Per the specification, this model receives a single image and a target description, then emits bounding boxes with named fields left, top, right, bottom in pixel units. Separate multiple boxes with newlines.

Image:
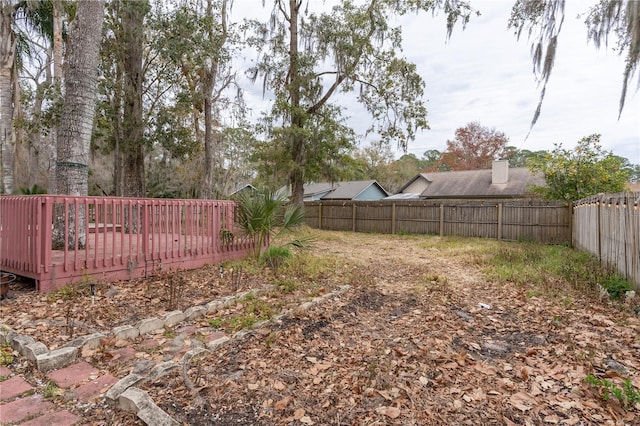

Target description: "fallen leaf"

left=247, top=383, right=259, bottom=390
left=384, top=407, right=401, bottom=419
left=274, top=397, right=291, bottom=411
left=377, top=390, right=392, bottom=401
left=509, top=392, right=536, bottom=412
left=293, top=408, right=305, bottom=420
left=273, top=380, right=286, bottom=390
left=300, top=416, right=314, bottom=424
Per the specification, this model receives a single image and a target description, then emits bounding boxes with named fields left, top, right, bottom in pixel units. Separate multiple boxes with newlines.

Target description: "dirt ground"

left=1, top=230, right=639, bottom=425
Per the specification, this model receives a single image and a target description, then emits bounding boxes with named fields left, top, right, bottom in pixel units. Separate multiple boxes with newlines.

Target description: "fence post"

left=628, top=193, right=638, bottom=288
left=318, top=202, right=322, bottom=230
left=439, top=204, right=444, bottom=236
left=497, top=203, right=503, bottom=240
left=597, top=197, right=602, bottom=261
left=142, top=200, right=149, bottom=262
left=391, top=203, right=396, bottom=234
left=352, top=202, right=357, bottom=232
left=40, top=196, right=53, bottom=274
left=568, top=202, right=573, bottom=248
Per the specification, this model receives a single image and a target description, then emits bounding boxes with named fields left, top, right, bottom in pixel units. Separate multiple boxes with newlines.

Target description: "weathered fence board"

left=305, top=199, right=571, bottom=244
left=573, top=192, right=639, bottom=290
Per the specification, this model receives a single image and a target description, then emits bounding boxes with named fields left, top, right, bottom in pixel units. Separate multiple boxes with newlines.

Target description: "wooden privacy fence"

left=0, top=196, right=254, bottom=292
left=304, top=199, right=571, bottom=244
left=573, top=192, right=639, bottom=291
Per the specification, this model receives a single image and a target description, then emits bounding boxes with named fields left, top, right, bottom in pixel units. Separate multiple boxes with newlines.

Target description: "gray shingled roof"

left=419, top=168, right=544, bottom=198
left=321, top=180, right=387, bottom=199
left=304, top=182, right=337, bottom=198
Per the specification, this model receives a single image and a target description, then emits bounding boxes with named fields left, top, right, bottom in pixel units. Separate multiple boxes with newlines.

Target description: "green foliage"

left=262, top=245, right=292, bottom=276
left=215, top=292, right=281, bottom=332
left=47, top=284, right=80, bottom=302
left=18, top=184, right=47, bottom=194
left=585, top=374, right=640, bottom=408
left=274, top=277, right=300, bottom=294
left=0, top=344, right=14, bottom=366
left=41, top=380, right=62, bottom=399
left=208, top=317, right=223, bottom=329
left=599, top=274, right=632, bottom=300
left=528, top=134, right=630, bottom=201
left=504, top=146, right=547, bottom=168
left=478, top=240, right=633, bottom=300
left=235, top=187, right=307, bottom=259
left=248, top=0, right=474, bottom=204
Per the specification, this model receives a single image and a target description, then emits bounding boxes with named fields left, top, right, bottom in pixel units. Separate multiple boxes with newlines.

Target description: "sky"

left=234, top=0, right=640, bottom=164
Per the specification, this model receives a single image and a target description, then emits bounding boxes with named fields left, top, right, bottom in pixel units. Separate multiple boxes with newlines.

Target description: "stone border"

left=0, top=284, right=351, bottom=425
left=0, top=288, right=260, bottom=372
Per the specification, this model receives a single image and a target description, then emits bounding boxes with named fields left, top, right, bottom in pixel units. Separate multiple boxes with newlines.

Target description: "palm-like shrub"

left=235, top=187, right=307, bottom=260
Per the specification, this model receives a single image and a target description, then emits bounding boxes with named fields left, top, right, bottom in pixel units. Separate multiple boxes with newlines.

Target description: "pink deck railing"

left=0, top=196, right=255, bottom=292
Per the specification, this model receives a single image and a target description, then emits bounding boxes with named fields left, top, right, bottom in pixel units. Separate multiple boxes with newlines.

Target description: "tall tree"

left=435, top=122, right=509, bottom=171
left=119, top=0, right=149, bottom=197
left=528, top=134, right=630, bottom=200
left=55, top=0, right=104, bottom=196
left=155, top=0, right=239, bottom=199
left=509, top=0, right=640, bottom=125
left=0, top=0, right=16, bottom=194
left=503, top=146, right=547, bottom=168
left=249, top=0, right=474, bottom=205
left=12, top=0, right=66, bottom=192
left=54, top=0, right=104, bottom=247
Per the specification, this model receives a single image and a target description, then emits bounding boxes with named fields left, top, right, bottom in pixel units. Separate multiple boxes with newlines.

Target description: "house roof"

left=397, top=173, right=429, bottom=193
left=278, top=180, right=388, bottom=200
left=419, top=167, right=544, bottom=198
left=321, top=180, right=388, bottom=200
left=304, top=182, right=337, bottom=198
left=228, top=184, right=256, bottom=196
left=386, top=192, right=421, bottom=200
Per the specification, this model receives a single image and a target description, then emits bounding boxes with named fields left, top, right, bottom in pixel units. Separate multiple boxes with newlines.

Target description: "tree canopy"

left=429, top=122, right=509, bottom=171
left=527, top=134, right=630, bottom=201
left=1, top=0, right=637, bottom=202
left=248, top=0, right=474, bottom=205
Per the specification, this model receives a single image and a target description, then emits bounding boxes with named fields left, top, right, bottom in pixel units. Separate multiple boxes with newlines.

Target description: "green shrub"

left=599, top=274, right=632, bottom=300
left=585, top=374, right=640, bottom=408
left=262, top=245, right=292, bottom=275
left=0, top=344, right=14, bottom=366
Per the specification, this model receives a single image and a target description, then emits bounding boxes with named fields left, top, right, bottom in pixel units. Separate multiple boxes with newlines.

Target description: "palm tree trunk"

left=0, top=1, right=16, bottom=194
left=54, top=0, right=105, bottom=248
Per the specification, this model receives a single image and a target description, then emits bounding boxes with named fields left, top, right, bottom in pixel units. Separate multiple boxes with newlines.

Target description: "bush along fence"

left=573, top=192, right=640, bottom=291
left=304, top=199, right=571, bottom=244
left=0, top=196, right=254, bottom=292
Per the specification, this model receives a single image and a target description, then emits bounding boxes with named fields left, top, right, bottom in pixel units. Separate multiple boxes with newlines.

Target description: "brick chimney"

left=492, top=160, right=509, bottom=184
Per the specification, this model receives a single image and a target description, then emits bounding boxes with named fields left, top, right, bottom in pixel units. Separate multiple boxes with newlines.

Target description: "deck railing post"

left=142, top=200, right=149, bottom=261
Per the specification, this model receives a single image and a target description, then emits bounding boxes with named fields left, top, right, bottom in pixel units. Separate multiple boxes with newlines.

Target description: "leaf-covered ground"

left=147, top=232, right=640, bottom=425
left=1, top=231, right=639, bottom=425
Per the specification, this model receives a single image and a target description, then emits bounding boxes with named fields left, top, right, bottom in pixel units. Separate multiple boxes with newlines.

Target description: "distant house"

left=318, top=180, right=389, bottom=201
left=228, top=184, right=257, bottom=198
left=280, top=180, right=389, bottom=201
left=398, top=160, right=544, bottom=199
left=302, top=182, right=337, bottom=201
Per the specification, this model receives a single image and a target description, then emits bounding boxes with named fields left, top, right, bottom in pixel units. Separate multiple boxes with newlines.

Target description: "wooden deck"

left=1, top=196, right=254, bottom=292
